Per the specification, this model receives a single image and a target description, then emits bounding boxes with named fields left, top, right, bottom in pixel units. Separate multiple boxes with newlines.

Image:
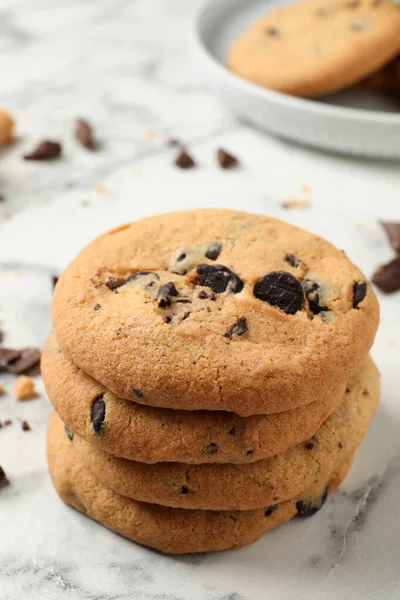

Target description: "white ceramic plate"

left=192, top=0, right=400, bottom=158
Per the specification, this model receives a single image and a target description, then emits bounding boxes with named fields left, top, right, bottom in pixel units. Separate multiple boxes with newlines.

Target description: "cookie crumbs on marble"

left=13, top=375, right=37, bottom=401
left=0, top=107, right=14, bottom=144
left=281, top=197, right=310, bottom=210
left=24, top=140, right=62, bottom=161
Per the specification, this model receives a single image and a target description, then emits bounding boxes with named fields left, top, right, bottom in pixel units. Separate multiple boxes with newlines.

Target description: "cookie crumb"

left=0, top=107, right=14, bottom=143
left=144, top=128, right=156, bottom=140
left=93, top=183, right=105, bottom=194
left=353, top=222, right=363, bottom=231
left=281, top=197, right=310, bottom=210
left=13, top=375, right=37, bottom=401
left=132, top=167, right=142, bottom=177
left=21, top=420, right=31, bottom=431
left=0, top=383, right=4, bottom=395
left=300, top=184, right=311, bottom=193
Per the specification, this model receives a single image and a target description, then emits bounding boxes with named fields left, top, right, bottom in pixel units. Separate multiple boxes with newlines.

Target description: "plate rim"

left=192, top=0, right=400, bottom=127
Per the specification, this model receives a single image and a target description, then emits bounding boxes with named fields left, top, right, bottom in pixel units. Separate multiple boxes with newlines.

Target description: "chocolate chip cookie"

left=43, top=330, right=350, bottom=464
left=47, top=412, right=353, bottom=554
left=52, top=209, right=379, bottom=416
left=65, top=356, right=378, bottom=510
left=227, top=0, right=400, bottom=97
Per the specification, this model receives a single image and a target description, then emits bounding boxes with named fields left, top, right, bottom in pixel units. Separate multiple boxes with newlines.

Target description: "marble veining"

left=1, top=0, right=400, bottom=599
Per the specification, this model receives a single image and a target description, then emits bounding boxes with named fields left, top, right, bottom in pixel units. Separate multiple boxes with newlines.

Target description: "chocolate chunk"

left=196, top=264, right=243, bottom=294
left=284, top=253, right=302, bottom=268
left=296, top=485, right=328, bottom=517
left=7, top=348, right=41, bottom=375
left=0, top=465, right=6, bottom=484
left=217, top=149, right=238, bottom=169
left=180, top=485, right=189, bottom=495
left=177, top=252, right=187, bottom=262
left=372, top=258, right=400, bottom=294
left=167, top=138, right=181, bottom=147
left=254, top=271, right=304, bottom=315
left=303, top=436, right=317, bottom=451
left=264, top=504, right=278, bottom=517
left=303, top=280, right=327, bottom=315
left=52, top=276, right=59, bottom=289
left=266, top=26, right=280, bottom=36
left=224, top=316, right=248, bottom=338
left=198, top=290, right=216, bottom=300
left=94, top=303, right=101, bottom=311
left=21, top=420, right=31, bottom=432
left=157, top=282, right=179, bottom=307
left=133, top=388, right=144, bottom=399
left=338, top=441, right=343, bottom=449
left=380, top=222, right=400, bottom=254
left=205, top=241, right=222, bottom=260
left=246, top=449, right=254, bottom=456
left=174, top=150, right=195, bottom=169
left=65, top=426, right=74, bottom=441
left=0, top=348, right=22, bottom=368
left=228, top=426, right=236, bottom=436
left=75, top=119, right=95, bottom=150
left=105, top=276, right=119, bottom=290
left=91, top=396, right=106, bottom=434
left=3, top=420, right=12, bottom=427
left=353, top=281, right=367, bottom=307
left=205, top=442, right=219, bottom=456
left=24, top=140, right=62, bottom=161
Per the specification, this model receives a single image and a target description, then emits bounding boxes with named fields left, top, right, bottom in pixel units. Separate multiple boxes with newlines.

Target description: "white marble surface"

left=1, top=1, right=400, bottom=599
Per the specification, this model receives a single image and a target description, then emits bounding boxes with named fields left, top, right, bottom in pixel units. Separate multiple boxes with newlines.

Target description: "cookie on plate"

left=67, top=355, right=378, bottom=510
left=227, top=0, right=400, bottom=97
left=47, top=412, right=354, bottom=554
left=52, top=209, right=379, bottom=416
left=42, top=330, right=348, bottom=464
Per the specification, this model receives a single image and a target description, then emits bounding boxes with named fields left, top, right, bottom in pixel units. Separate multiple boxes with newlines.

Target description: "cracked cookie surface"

left=52, top=209, right=379, bottom=415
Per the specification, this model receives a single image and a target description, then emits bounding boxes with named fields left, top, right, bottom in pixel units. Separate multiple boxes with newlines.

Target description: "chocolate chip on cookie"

left=265, top=26, right=280, bottom=36
left=133, top=389, right=144, bottom=399
left=264, top=504, right=279, bottom=517
left=303, top=436, right=318, bottom=451
left=296, top=485, right=328, bottom=517
left=180, top=485, right=189, bottom=495
left=205, top=241, right=222, bottom=260
left=91, top=396, right=106, bottom=434
left=65, top=426, right=74, bottom=441
left=196, top=264, right=244, bottom=294
left=156, top=282, right=179, bottom=307
left=224, top=317, right=248, bottom=338
left=303, top=280, right=327, bottom=315
left=284, top=253, right=302, bottom=268
left=205, top=442, right=219, bottom=456
left=353, top=281, right=367, bottom=307
left=254, top=271, right=304, bottom=315
left=94, top=303, right=101, bottom=311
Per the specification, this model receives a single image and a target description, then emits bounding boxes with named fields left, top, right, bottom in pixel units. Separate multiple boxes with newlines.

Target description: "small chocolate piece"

left=254, top=271, right=304, bottom=315
left=224, top=316, right=248, bottom=338
left=24, top=140, right=62, bottom=161
left=174, top=150, right=195, bottom=169
left=303, top=280, right=327, bottom=315
left=65, top=426, right=74, bottom=441
left=284, top=253, right=301, bottom=268
left=0, top=348, right=22, bottom=368
left=338, top=441, right=343, bottom=449
left=217, top=149, right=238, bottom=169
left=167, top=138, right=181, bottom=147
left=157, top=282, right=179, bottom=307
left=205, top=241, right=222, bottom=260
left=196, top=264, right=244, bottom=294
left=180, top=485, right=189, bottom=495
left=7, top=348, right=41, bottom=375
left=246, top=449, right=254, bottom=456
left=265, top=26, right=280, bottom=36
left=264, top=504, right=278, bottom=517
left=353, top=281, right=367, bottom=307
left=105, top=276, right=119, bottom=290
left=133, top=388, right=143, bottom=399
left=297, top=485, right=328, bottom=517
left=177, top=252, right=186, bottom=263
left=372, top=258, right=400, bottom=294
left=303, top=436, right=317, bottom=451
left=0, top=465, right=6, bottom=484
left=205, top=442, right=219, bottom=456
left=75, top=119, right=95, bottom=150
left=198, top=290, right=216, bottom=300
left=0, top=195, right=4, bottom=203
left=91, top=396, right=106, bottom=434
left=380, top=221, right=400, bottom=254
left=94, top=303, right=101, bottom=311
left=228, top=426, right=236, bottom=436
left=52, top=276, right=59, bottom=289
left=3, top=420, right=12, bottom=427
left=21, top=420, right=31, bottom=432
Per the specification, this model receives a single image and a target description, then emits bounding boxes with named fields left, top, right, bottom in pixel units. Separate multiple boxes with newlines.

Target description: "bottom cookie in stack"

left=47, top=411, right=353, bottom=554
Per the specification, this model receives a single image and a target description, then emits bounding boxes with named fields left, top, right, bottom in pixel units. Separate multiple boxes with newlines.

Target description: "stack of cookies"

left=43, top=209, right=380, bottom=554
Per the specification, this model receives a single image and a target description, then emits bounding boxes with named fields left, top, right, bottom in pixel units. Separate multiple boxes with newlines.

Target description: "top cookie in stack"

left=52, top=209, right=378, bottom=417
